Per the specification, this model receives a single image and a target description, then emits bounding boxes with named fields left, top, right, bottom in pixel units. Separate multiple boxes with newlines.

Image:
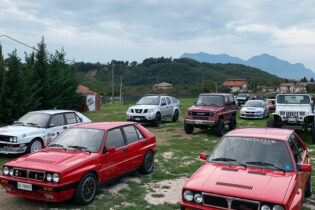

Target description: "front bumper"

left=0, top=143, right=27, bottom=154
left=126, top=112, right=156, bottom=122
left=185, top=119, right=216, bottom=126
left=0, top=176, right=77, bottom=202
left=240, top=113, right=264, bottom=119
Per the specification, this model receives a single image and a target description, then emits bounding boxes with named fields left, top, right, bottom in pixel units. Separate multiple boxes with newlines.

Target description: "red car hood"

left=184, top=163, right=293, bottom=204
left=188, top=105, right=223, bottom=113
left=5, top=149, right=98, bottom=172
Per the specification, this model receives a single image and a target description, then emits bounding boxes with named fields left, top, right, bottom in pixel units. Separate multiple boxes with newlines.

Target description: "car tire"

left=267, top=119, right=275, bottom=128
left=229, top=115, right=236, bottom=130
left=26, top=139, right=43, bottom=154
left=139, top=151, right=154, bottom=174
left=184, top=121, right=194, bottom=134
left=154, top=112, right=162, bottom=126
left=312, top=123, right=315, bottom=144
left=305, top=175, right=312, bottom=198
left=215, top=118, right=225, bottom=136
left=172, top=110, right=179, bottom=122
left=73, top=172, right=97, bottom=205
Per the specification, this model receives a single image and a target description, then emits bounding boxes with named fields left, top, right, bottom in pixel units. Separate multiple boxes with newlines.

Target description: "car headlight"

left=3, top=167, right=9, bottom=175
left=148, top=109, right=155, bottom=113
left=194, top=193, right=203, bottom=204
left=299, top=112, right=305, bottom=116
left=183, top=190, right=193, bottom=202
left=240, top=110, right=244, bottom=114
left=273, top=205, right=284, bottom=210
left=9, top=137, right=13, bottom=142
left=46, top=173, right=52, bottom=182
left=9, top=168, right=14, bottom=176
left=52, top=173, right=59, bottom=183
left=279, top=111, right=285, bottom=115
left=13, top=137, right=18, bottom=143
left=261, top=205, right=271, bottom=210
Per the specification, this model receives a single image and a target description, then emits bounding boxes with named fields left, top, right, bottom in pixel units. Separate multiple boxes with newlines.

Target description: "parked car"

left=181, top=127, right=312, bottom=210
left=266, top=98, right=276, bottom=110
left=240, top=100, right=269, bottom=119
left=0, top=110, right=91, bottom=154
left=236, top=93, right=250, bottom=105
left=126, top=95, right=181, bottom=126
left=0, top=121, right=156, bottom=204
left=184, top=93, right=237, bottom=136
left=267, top=94, right=315, bottom=143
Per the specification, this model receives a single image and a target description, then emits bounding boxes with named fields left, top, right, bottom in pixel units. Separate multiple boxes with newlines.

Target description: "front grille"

left=286, top=111, right=298, bottom=118
left=203, top=194, right=228, bottom=208
left=231, top=200, right=259, bottom=210
left=192, top=112, right=210, bottom=116
left=0, top=135, right=11, bottom=142
left=13, top=168, right=45, bottom=181
left=135, top=109, right=143, bottom=113
left=202, top=193, right=260, bottom=210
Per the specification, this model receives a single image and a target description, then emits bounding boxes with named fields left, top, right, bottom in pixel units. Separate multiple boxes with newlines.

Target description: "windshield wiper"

left=67, top=145, right=91, bottom=153
left=26, top=123, right=40, bottom=128
left=48, top=144, right=67, bottom=151
left=245, top=161, right=286, bottom=173
left=13, top=121, right=25, bottom=126
left=211, top=157, right=247, bottom=168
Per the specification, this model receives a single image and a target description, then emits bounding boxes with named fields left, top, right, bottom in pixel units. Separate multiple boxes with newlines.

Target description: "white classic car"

left=240, top=100, right=269, bottom=119
left=0, top=110, right=91, bottom=154
left=126, top=95, right=181, bottom=126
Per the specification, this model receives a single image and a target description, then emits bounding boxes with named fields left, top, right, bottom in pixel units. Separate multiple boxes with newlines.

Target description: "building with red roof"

left=279, top=83, right=294, bottom=93
left=77, top=85, right=100, bottom=112
left=222, top=78, right=248, bottom=93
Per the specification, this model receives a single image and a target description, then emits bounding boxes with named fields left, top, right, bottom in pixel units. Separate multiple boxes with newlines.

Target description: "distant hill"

left=75, top=57, right=281, bottom=86
left=181, top=52, right=315, bottom=80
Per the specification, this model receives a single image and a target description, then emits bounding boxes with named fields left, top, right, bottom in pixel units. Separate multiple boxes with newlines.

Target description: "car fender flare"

left=29, top=137, right=45, bottom=149
left=303, top=115, right=314, bottom=124
left=272, top=114, right=282, bottom=122
left=64, top=165, right=99, bottom=184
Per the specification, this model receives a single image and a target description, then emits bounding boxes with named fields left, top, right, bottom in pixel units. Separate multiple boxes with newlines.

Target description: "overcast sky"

left=1, top=0, right=315, bottom=70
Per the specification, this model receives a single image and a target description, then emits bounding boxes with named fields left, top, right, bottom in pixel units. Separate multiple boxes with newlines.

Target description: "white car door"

left=166, top=97, right=173, bottom=117
left=160, top=97, right=168, bottom=117
left=47, top=114, right=67, bottom=143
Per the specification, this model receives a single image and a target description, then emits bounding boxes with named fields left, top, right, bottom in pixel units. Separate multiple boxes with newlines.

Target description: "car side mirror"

left=200, top=153, right=209, bottom=160
left=161, top=102, right=167, bottom=106
left=106, top=146, right=116, bottom=153
left=298, top=164, right=312, bottom=172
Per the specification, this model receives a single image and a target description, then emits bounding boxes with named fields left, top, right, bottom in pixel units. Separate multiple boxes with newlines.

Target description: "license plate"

left=195, top=120, right=203, bottom=124
left=134, top=118, right=140, bottom=121
left=288, top=118, right=296, bottom=122
left=17, top=182, right=32, bottom=191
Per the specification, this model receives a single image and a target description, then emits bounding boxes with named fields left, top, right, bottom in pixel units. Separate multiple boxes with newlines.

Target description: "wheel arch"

left=30, top=137, right=45, bottom=149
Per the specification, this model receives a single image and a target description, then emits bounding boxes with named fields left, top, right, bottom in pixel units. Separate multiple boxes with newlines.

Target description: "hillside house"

left=294, top=83, right=307, bottom=93
left=279, top=83, right=294, bottom=93
left=222, top=79, right=248, bottom=93
left=153, top=82, right=173, bottom=90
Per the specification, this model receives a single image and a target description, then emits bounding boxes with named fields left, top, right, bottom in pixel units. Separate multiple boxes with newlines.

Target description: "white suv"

left=0, top=110, right=91, bottom=154
left=126, top=95, right=181, bottom=126
left=267, top=94, right=315, bottom=143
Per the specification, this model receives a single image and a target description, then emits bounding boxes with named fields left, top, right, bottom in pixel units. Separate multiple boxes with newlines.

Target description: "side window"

left=228, top=96, right=235, bottom=105
left=166, top=97, right=172, bottom=105
left=106, top=128, right=125, bottom=148
left=65, top=113, right=78, bottom=124
left=50, top=114, right=65, bottom=127
left=225, top=97, right=229, bottom=105
left=136, top=127, right=145, bottom=140
left=75, top=114, right=82, bottom=122
left=288, top=137, right=302, bottom=163
left=123, top=125, right=139, bottom=144
left=292, top=134, right=305, bottom=156
left=161, top=98, right=167, bottom=106
left=171, top=97, right=179, bottom=104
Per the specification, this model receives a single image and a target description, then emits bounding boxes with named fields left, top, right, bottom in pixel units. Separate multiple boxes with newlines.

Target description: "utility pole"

left=111, top=61, right=115, bottom=103
left=215, top=82, right=217, bottom=93
left=120, top=76, right=122, bottom=102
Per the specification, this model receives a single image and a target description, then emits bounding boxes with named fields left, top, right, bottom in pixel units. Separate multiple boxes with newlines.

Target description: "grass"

left=0, top=98, right=314, bottom=209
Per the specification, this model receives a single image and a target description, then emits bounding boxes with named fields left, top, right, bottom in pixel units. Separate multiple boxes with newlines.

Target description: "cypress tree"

left=0, top=45, right=6, bottom=122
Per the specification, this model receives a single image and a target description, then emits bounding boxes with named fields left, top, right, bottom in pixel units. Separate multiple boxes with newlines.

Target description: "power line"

left=0, top=34, right=73, bottom=63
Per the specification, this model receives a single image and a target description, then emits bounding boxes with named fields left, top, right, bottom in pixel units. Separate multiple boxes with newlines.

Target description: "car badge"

left=15, top=169, right=18, bottom=177
left=35, top=174, right=38, bottom=179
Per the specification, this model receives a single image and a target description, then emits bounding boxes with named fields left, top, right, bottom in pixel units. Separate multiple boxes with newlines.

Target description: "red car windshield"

left=196, top=95, right=223, bottom=106
left=209, top=136, right=294, bottom=172
left=49, top=128, right=105, bottom=153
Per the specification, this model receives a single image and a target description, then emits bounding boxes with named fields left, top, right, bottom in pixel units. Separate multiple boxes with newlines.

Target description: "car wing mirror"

left=106, top=146, right=116, bottom=153
left=161, top=103, right=167, bottom=106
left=298, top=164, right=312, bottom=172
left=200, top=153, right=209, bottom=160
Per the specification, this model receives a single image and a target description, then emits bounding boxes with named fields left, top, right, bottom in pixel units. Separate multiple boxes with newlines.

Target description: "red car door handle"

left=143, top=141, right=147, bottom=145
left=123, top=148, right=128, bottom=152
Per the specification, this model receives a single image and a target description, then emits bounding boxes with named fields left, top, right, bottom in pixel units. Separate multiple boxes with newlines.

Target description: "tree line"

left=0, top=38, right=80, bottom=123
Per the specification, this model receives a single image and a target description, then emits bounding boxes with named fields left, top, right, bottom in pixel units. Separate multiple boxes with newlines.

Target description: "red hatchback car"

left=0, top=122, right=156, bottom=205
left=181, top=127, right=312, bottom=210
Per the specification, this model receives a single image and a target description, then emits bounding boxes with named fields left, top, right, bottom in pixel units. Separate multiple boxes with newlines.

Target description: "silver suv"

left=267, top=94, right=315, bottom=143
left=126, top=95, right=181, bottom=126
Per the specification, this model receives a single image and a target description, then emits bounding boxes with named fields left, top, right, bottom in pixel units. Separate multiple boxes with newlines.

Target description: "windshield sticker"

left=227, top=136, right=276, bottom=144
left=284, top=162, right=291, bottom=170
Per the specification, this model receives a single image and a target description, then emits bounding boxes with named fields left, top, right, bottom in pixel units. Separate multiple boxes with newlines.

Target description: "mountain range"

left=181, top=52, right=315, bottom=80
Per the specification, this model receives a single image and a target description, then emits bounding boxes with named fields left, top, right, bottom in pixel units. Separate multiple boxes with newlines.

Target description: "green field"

left=0, top=98, right=314, bottom=209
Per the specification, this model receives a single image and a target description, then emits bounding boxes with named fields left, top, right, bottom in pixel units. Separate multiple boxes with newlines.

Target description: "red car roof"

left=73, top=121, right=136, bottom=130
left=199, top=93, right=232, bottom=96
left=225, top=127, right=293, bottom=141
